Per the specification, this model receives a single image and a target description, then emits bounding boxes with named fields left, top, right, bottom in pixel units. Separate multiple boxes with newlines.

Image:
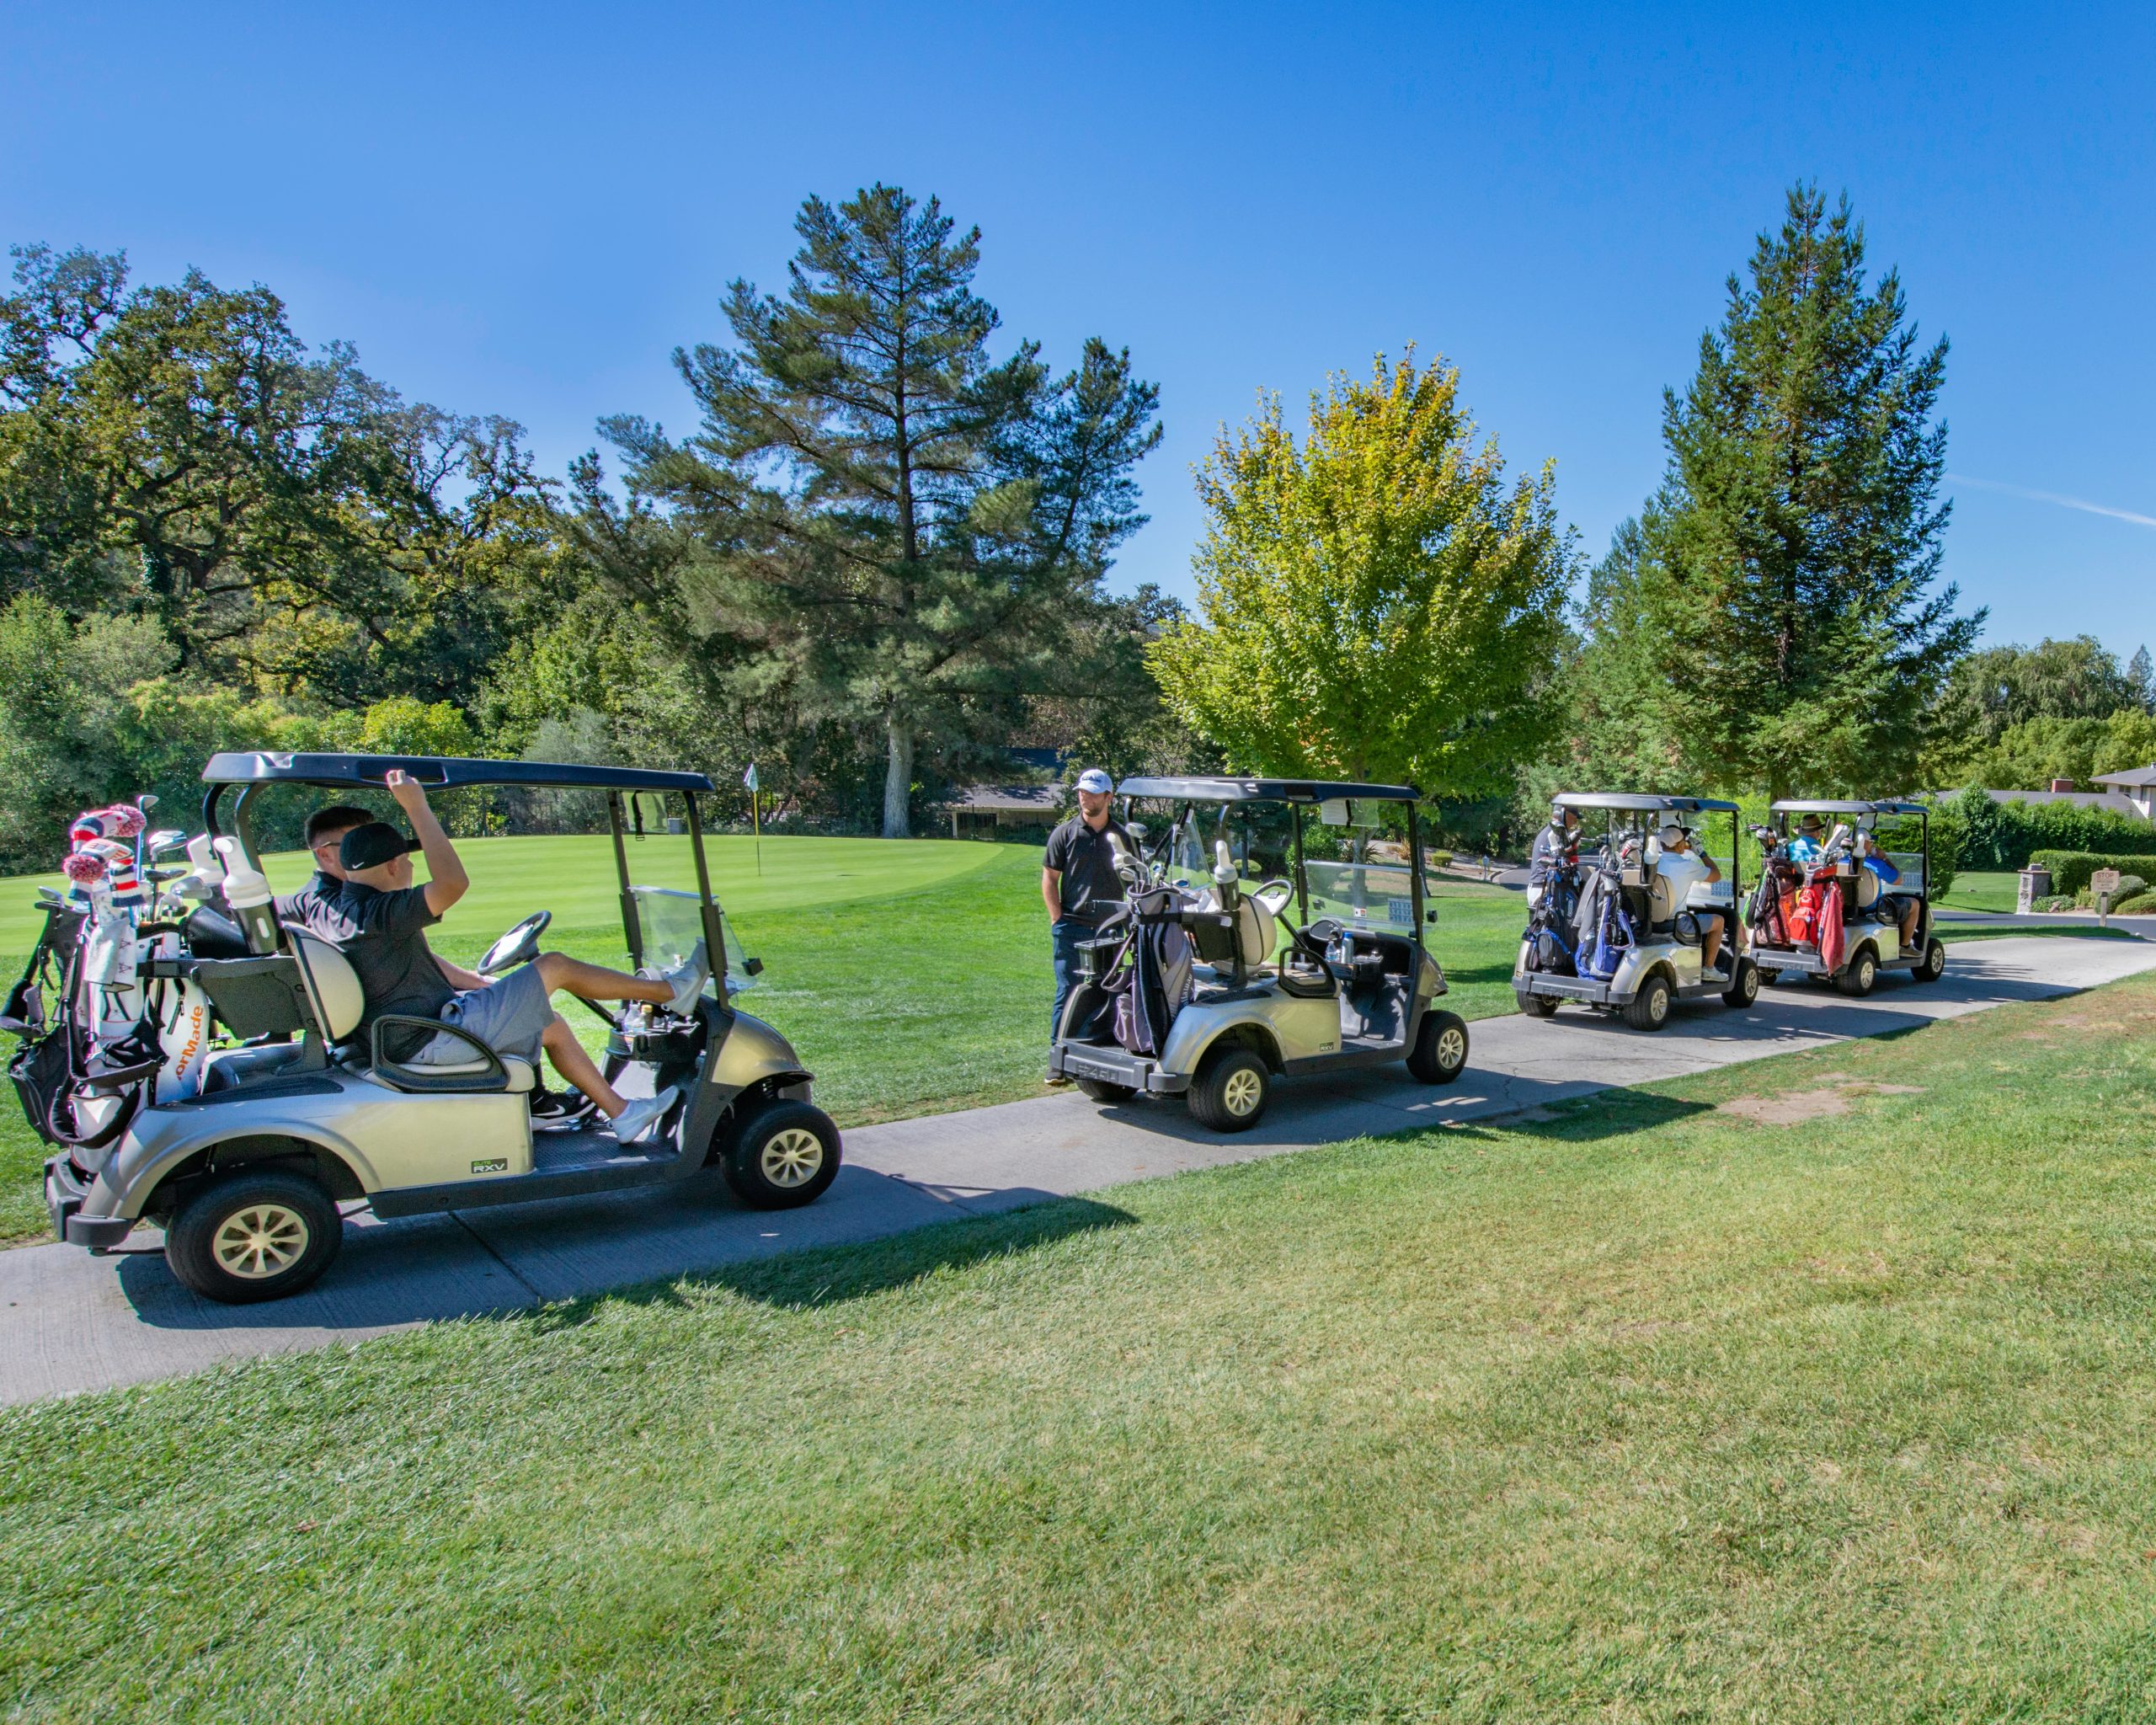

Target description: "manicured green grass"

left=6, top=976, right=2156, bottom=1720
left=1939, top=868, right=2021, bottom=913
left=0, top=838, right=1527, bottom=1243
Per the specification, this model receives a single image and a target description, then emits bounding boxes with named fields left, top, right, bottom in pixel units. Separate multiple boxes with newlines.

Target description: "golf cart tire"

left=722, top=1098, right=842, bottom=1210
left=1623, top=972, right=1673, bottom=1032
left=1188, top=1044, right=1269, bottom=1134
left=1075, top=1077, right=1137, bottom=1103
left=1919, top=937, right=1947, bottom=982
left=1722, top=957, right=1761, bottom=1010
left=165, top=1167, right=344, bottom=1305
left=1516, top=991, right=1561, bottom=1018
left=1406, top=1010, right=1470, bottom=1084
left=1838, top=949, right=1878, bottom=997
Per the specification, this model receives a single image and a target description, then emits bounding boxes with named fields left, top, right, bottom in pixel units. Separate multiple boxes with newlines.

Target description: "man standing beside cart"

left=1041, top=768, right=1131, bottom=1082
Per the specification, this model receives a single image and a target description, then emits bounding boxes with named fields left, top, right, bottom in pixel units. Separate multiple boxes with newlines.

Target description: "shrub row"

left=1940, top=789, right=2156, bottom=870
left=2028, top=851, right=2156, bottom=896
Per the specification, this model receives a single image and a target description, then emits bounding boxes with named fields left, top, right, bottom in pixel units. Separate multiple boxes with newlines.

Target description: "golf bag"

left=1573, top=860, right=1639, bottom=982
left=1112, top=896, right=1198, bottom=1056
left=1523, top=868, right=1582, bottom=975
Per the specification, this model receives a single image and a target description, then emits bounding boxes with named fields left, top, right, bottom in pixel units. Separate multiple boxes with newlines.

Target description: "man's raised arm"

left=385, top=770, right=469, bottom=916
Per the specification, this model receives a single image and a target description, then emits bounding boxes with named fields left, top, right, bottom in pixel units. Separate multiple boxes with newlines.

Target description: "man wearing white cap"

left=1654, top=823, right=1728, bottom=975
left=1041, top=767, right=1131, bottom=1081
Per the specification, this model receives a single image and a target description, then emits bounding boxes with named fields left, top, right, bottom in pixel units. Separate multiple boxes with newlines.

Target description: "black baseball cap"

left=339, top=821, right=422, bottom=872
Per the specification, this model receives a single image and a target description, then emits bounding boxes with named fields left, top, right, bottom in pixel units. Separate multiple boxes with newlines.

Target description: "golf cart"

left=1513, top=793, right=1761, bottom=1030
left=1746, top=798, right=1946, bottom=994
left=1045, top=777, right=1469, bottom=1132
left=25, top=752, right=840, bottom=1303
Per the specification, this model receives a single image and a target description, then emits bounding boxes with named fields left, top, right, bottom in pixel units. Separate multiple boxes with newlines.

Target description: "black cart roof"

left=1770, top=798, right=1927, bottom=816
left=202, top=751, right=716, bottom=794
left=1117, top=776, right=1420, bottom=804
left=1553, top=793, right=1740, bottom=814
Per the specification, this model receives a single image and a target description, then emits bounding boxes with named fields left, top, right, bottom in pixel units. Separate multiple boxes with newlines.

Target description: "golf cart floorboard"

left=532, top=1129, right=675, bottom=1176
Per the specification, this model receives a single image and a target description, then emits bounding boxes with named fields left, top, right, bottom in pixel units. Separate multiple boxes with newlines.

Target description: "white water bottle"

left=214, top=838, right=280, bottom=955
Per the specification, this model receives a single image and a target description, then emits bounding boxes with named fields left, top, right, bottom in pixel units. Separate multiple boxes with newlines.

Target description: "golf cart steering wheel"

left=478, top=910, right=552, bottom=977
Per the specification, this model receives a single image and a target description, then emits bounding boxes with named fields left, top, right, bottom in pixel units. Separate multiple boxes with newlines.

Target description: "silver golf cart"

left=1046, top=777, right=1470, bottom=1132
left=1746, top=798, right=1946, bottom=993
left=36, top=751, right=840, bottom=1302
left=1513, top=793, right=1761, bottom=1030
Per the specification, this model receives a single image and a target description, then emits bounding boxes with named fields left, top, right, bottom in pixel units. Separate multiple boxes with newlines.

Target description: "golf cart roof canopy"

left=1553, top=793, right=1740, bottom=814
left=1771, top=798, right=1927, bottom=816
left=202, top=751, right=717, bottom=794
left=1117, top=776, right=1420, bottom=804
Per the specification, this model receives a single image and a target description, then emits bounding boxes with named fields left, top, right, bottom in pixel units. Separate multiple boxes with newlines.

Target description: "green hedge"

left=2028, top=851, right=2156, bottom=896
left=2116, top=890, right=2156, bottom=916
left=1941, top=789, right=2156, bottom=870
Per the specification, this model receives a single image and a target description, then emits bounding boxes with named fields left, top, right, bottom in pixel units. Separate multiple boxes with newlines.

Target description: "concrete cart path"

left=5, top=934, right=2153, bottom=1407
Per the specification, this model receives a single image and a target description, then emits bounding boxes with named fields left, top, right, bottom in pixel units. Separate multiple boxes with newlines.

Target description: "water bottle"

left=213, top=838, right=280, bottom=955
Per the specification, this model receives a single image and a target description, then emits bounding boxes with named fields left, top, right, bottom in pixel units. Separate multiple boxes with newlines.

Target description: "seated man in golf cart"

left=304, top=772, right=707, bottom=1144
left=1652, top=821, right=1729, bottom=975
left=1855, top=830, right=1923, bottom=956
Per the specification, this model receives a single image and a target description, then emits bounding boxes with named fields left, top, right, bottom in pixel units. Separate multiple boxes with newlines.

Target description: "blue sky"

left=4, top=2, right=2152, bottom=661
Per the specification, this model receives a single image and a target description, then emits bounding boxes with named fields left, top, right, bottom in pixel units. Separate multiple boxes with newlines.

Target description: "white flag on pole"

left=743, top=762, right=759, bottom=793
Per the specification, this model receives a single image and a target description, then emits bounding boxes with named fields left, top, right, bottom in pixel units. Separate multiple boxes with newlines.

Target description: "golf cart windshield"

left=632, top=887, right=755, bottom=991
left=1129, top=793, right=1436, bottom=940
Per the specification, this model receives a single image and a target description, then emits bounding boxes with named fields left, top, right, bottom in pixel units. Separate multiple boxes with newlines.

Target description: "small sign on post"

left=2092, top=868, right=2122, bottom=927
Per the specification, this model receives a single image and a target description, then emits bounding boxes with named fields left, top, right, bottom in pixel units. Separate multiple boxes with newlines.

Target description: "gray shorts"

left=415, top=963, right=553, bottom=1065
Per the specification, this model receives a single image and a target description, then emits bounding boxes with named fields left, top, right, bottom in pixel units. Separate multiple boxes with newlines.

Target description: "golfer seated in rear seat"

left=306, top=771, right=707, bottom=1145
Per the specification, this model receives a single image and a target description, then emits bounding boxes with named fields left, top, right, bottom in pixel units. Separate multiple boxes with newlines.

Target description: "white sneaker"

left=611, top=1087, right=680, bottom=1147
left=662, top=943, right=710, bottom=1015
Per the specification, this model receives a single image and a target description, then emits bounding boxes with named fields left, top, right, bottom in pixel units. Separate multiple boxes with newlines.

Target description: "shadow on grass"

left=109, top=1181, right=1137, bottom=1336
left=565, top=1194, right=1139, bottom=1320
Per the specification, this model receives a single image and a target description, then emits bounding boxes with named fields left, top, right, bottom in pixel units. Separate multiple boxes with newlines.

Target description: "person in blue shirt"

left=1858, top=831, right=1921, bottom=955
left=1785, top=813, right=1828, bottom=866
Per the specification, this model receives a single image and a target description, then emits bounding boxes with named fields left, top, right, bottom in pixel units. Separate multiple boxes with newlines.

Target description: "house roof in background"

left=2093, top=764, right=2156, bottom=789
left=947, top=785, right=1065, bottom=814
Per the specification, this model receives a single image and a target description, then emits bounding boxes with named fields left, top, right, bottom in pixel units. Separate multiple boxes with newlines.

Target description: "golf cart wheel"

left=1406, top=1010, right=1470, bottom=1084
left=1075, top=1077, right=1136, bottom=1103
left=1755, top=966, right=1780, bottom=985
left=1188, top=1044, right=1269, bottom=1134
left=1623, top=972, right=1673, bottom=1032
left=1516, top=991, right=1561, bottom=1018
left=1838, top=949, right=1878, bottom=997
left=1919, top=937, right=1947, bottom=982
left=166, top=1168, right=343, bottom=1305
left=1722, top=956, right=1761, bottom=1010
left=721, top=1099, right=841, bottom=1210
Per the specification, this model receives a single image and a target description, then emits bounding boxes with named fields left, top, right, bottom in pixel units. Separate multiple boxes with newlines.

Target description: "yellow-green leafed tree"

left=1149, top=351, right=1573, bottom=795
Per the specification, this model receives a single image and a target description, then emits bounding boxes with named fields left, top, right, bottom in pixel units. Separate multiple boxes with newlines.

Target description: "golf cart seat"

left=279, top=922, right=534, bottom=1092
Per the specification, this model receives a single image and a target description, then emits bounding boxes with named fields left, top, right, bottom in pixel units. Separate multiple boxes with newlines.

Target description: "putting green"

left=0, top=834, right=1006, bottom=960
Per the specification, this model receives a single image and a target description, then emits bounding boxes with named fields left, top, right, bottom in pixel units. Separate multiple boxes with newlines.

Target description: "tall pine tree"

left=581, top=185, right=1160, bottom=836
left=1582, top=186, right=1981, bottom=799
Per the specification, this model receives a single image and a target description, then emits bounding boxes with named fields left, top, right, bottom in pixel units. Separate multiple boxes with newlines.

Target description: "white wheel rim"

left=1437, top=1028, right=1465, bottom=1070
left=1650, top=988, right=1668, bottom=1023
left=211, top=1204, right=308, bottom=1279
left=1223, top=1068, right=1263, bottom=1116
left=760, top=1127, right=824, bottom=1188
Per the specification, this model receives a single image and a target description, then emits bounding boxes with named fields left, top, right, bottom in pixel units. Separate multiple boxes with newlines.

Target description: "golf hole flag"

left=743, top=762, right=758, bottom=793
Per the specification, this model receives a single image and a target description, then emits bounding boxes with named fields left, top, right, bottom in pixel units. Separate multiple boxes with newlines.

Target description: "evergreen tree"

left=1581, top=187, right=1981, bottom=798
left=2131, top=644, right=2155, bottom=716
left=584, top=185, right=1161, bottom=836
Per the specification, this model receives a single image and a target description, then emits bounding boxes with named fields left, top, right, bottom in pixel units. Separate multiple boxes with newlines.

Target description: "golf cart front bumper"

left=45, top=1156, right=135, bottom=1250
left=1049, top=1043, right=1191, bottom=1095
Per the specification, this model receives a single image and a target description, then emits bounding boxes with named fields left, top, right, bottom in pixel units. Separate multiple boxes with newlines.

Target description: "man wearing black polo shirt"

left=1041, top=767, right=1130, bottom=1081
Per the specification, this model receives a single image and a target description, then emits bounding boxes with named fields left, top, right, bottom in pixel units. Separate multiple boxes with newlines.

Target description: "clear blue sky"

left=5, top=3, right=2152, bottom=661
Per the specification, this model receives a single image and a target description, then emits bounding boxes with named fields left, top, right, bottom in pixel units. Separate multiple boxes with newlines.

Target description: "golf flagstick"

left=744, top=761, right=760, bottom=875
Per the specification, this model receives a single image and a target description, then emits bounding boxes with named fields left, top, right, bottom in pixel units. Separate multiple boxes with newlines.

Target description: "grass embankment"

left=1939, top=868, right=2021, bottom=914
left=0, top=836, right=1527, bottom=1245
left=5, top=975, right=2156, bottom=1719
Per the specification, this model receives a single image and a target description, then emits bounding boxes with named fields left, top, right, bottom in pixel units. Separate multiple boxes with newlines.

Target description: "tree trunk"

left=882, top=712, right=914, bottom=840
